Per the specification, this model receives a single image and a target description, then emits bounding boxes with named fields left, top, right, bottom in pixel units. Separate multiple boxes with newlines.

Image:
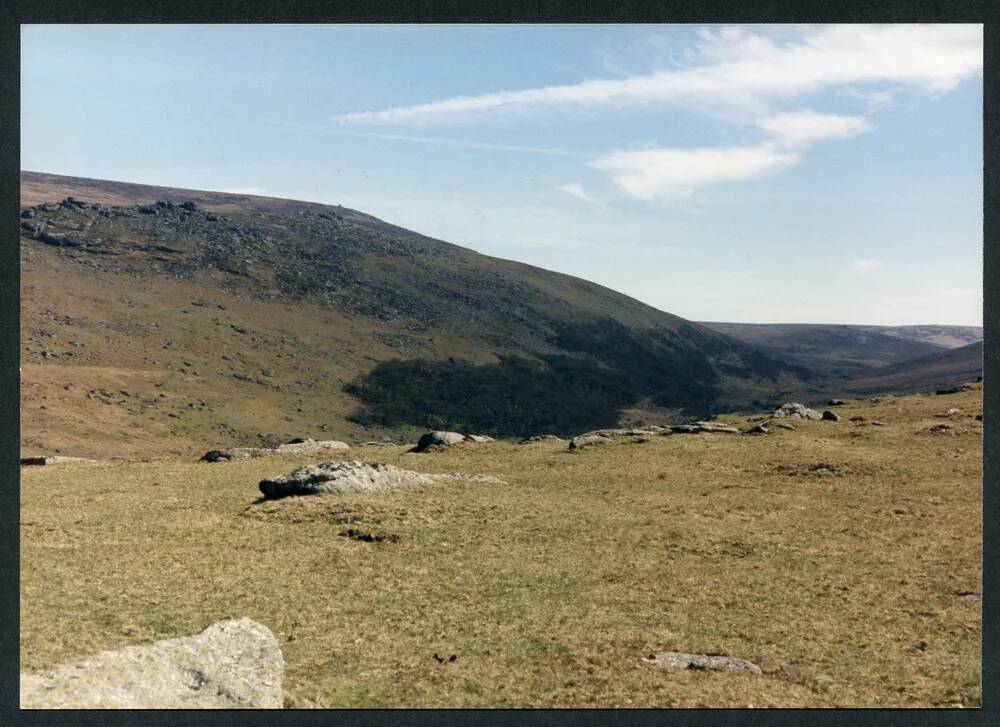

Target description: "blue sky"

left=21, top=24, right=983, bottom=325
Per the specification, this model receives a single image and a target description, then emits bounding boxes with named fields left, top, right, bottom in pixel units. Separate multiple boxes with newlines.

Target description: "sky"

left=20, top=24, right=983, bottom=326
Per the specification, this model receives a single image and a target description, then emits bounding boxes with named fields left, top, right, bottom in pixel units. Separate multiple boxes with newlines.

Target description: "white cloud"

left=851, top=259, right=882, bottom=272
left=757, top=110, right=874, bottom=147
left=557, top=182, right=598, bottom=203
left=589, top=144, right=799, bottom=200
left=335, top=25, right=981, bottom=126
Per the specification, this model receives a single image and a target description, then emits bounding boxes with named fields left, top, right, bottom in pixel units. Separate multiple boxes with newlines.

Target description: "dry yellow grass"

left=20, top=389, right=982, bottom=707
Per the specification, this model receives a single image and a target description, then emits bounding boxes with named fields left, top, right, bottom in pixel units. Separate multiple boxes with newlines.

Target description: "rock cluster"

left=20, top=618, right=284, bottom=709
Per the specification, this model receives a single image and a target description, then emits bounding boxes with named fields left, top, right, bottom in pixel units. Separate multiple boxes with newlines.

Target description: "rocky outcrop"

left=642, top=650, right=762, bottom=675
left=273, top=439, right=350, bottom=454
left=20, top=618, right=283, bottom=709
left=259, top=460, right=504, bottom=499
left=771, top=402, right=822, bottom=420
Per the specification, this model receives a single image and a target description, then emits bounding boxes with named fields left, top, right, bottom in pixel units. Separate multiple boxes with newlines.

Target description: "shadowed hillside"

left=20, top=172, right=811, bottom=455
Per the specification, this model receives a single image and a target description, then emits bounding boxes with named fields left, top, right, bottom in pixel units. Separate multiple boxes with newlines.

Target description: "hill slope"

left=697, top=322, right=947, bottom=377
left=853, top=324, right=983, bottom=350
left=835, top=340, right=983, bottom=396
left=20, top=172, right=810, bottom=457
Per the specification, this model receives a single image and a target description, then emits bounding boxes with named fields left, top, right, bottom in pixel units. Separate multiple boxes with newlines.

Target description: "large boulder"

left=258, top=460, right=503, bottom=498
left=20, top=618, right=283, bottom=709
left=410, top=431, right=467, bottom=452
left=821, top=410, right=841, bottom=422
left=771, top=402, right=822, bottom=420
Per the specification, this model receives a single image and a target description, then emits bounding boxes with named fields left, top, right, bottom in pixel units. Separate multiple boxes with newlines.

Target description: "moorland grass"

left=20, top=389, right=982, bottom=707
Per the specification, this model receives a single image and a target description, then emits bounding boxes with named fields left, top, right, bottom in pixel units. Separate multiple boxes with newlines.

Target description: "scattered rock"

left=849, top=416, right=866, bottom=422
left=827, top=399, right=845, bottom=406
left=569, top=434, right=612, bottom=450
left=642, top=651, right=762, bottom=675
left=466, top=434, right=495, bottom=443
left=935, top=408, right=964, bottom=419
left=19, top=618, right=283, bottom=709
left=743, top=424, right=770, bottom=435
left=771, top=402, right=822, bottom=420
left=21, top=208, right=36, bottom=219
left=871, top=421, right=885, bottom=427
left=20, top=456, right=98, bottom=466
left=821, top=410, right=841, bottom=422
left=519, top=435, right=564, bottom=444
left=922, top=423, right=955, bottom=435
left=936, top=386, right=964, bottom=395
left=953, top=591, right=982, bottom=603
left=670, top=425, right=702, bottom=434
left=411, top=431, right=468, bottom=452
left=338, top=528, right=398, bottom=543
left=769, top=420, right=796, bottom=431
left=693, top=422, right=741, bottom=433
left=975, top=414, right=983, bottom=422
left=259, top=460, right=503, bottom=499
left=200, top=447, right=273, bottom=462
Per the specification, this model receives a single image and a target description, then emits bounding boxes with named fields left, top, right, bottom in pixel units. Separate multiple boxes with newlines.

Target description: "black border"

left=3, top=2, right=995, bottom=726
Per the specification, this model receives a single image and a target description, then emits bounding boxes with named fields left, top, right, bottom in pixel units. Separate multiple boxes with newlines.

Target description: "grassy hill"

left=20, top=172, right=810, bottom=458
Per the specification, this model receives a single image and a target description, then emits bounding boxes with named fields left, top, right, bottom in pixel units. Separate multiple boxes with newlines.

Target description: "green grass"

left=20, top=389, right=982, bottom=707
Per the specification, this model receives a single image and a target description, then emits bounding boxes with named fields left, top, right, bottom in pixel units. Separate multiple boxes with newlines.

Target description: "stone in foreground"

left=642, top=650, right=762, bottom=675
left=821, top=410, right=841, bottom=421
left=258, top=460, right=504, bottom=499
left=771, top=402, right=823, bottom=420
left=20, top=618, right=283, bottom=709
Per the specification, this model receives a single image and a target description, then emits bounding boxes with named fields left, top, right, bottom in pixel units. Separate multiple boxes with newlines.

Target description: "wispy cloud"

left=278, top=120, right=577, bottom=156
left=557, top=182, right=598, bottom=203
left=335, top=25, right=981, bottom=126
left=851, top=259, right=882, bottom=273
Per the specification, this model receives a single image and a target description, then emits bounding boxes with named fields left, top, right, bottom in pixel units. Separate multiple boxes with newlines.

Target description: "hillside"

left=20, top=172, right=811, bottom=458
left=853, top=324, right=983, bottom=350
left=836, top=340, right=983, bottom=396
left=697, top=322, right=947, bottom=377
